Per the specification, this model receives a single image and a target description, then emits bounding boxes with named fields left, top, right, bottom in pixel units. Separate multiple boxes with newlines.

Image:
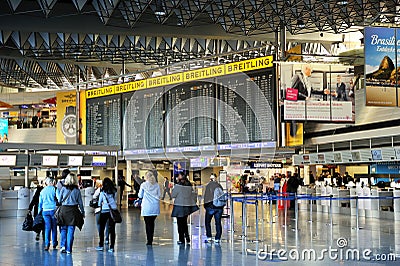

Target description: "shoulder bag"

left=104, top=193, right=122, bottom=223
left=32, top=210, right=44, bottom=233
left=54, top=189, right=73, bottom=223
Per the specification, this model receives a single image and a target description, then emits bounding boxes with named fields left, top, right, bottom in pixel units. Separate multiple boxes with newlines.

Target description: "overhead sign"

left=250, top=162, right=283, bottom=168
left=86, top=55, right=274, bottom=99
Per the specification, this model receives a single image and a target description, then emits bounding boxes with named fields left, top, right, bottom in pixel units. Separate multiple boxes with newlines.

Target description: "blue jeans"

left=43, top=210, right=58, bottom=247
left=205, top=207, right=223, bottom=240
left=60, top=225, right=76, bottom=252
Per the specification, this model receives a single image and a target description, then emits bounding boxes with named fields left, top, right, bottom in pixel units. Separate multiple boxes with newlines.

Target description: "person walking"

left=38, top=178, right=58, bottom=250
left=203, top=174, right=225, bottom=243
left=92, top=181, right=109, bottom=245
left=171, top=173, right=199, bottom=245
left=118, top=175, right=132, bottom=207
left=29, top=182, right=44, bottom=241
left=161, top=177, right=172, bottom=200
left=138, top=171, right=161, bottom=246
left=57, top=173, right=85, bottom=254
left=96, top=177, right=118, bottom=253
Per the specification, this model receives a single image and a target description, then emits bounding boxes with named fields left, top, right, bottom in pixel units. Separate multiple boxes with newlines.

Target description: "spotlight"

left=154, top=0, right=166, bottom=16
left=297, top=20, right=305, bottom=28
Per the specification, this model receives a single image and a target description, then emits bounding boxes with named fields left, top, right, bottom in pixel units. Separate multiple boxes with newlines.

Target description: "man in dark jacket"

left=29, top=183, right=43, bottom=240
left=286, top=173, right=300, bottom=210
left=203, top=174, right=224, bottom=243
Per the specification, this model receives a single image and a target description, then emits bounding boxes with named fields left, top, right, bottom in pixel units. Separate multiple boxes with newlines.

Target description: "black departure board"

left=122, top=88, right=164, bottom=149
left=86, top=95, right=121, bottom=146
left=217, top=69, right=275, bottom=143
left=165, top=82, right=215, bottom=147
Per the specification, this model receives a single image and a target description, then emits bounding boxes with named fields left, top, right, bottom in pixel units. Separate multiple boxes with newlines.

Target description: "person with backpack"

left=203, top=173, right=227, bottom=244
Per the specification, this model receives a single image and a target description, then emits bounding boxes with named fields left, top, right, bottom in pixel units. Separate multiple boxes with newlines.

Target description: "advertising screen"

left=42, top=155, right=58, bottom=166
left=0, top=155, right=16, bottom=166
left=68, top=155, right=83, bottom=166
left=92, top=156, right=106, bottom=166
left=280, top=63, right=354, bottom=122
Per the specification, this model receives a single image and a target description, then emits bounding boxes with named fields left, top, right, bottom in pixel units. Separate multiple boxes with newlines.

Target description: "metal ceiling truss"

left=0, top=29, right=266, bottom=89
left=0, top=0, right=399, bottom=90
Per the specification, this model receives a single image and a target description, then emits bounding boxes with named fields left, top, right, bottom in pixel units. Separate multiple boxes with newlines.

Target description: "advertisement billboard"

left=364, top=27, right=400, bottom=107
left=280, top=63, right=354, bottom=122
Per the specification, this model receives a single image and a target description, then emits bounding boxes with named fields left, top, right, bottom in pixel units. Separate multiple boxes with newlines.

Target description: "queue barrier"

left=229, top=193, right=400, bottom=253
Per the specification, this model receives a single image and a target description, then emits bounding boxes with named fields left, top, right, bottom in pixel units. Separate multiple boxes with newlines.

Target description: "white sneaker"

left=214, top=239, right=220, bottom=244
left=95, top=246, right=104, bottom=251
left=108, top=248, right=114, bottom=253
left=205, top=238, right=212, bottom=243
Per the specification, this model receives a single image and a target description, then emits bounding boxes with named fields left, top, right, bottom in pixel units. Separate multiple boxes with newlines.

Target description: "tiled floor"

left=1, top=200, right=400, bottom=265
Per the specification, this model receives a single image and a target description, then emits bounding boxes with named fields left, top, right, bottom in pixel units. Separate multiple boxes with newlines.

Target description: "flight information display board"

left=217, top=69, right=275, bottom=143
left=86, top=95, right=121, bottom=146
left=122, top=87, right=164, bottom=150
left=165, top=82, right=215, bottom=147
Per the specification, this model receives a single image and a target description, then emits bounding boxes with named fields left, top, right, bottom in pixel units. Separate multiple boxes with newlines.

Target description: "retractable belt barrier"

left=229, top=193, right=400, bottom=255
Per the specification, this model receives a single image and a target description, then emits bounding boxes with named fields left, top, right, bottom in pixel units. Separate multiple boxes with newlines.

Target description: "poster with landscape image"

left=364, top=27, right=400, bottom=107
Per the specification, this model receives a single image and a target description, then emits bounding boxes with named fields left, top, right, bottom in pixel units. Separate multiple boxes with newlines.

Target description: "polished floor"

left=1, top=200, right=400, bottom=265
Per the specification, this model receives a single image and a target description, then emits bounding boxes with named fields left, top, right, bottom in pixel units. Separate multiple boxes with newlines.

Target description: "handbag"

left=32, top=211, right=44, bottom=233
left=89, top=198, right=98, bottom=208
left=104, top=193, right=122, bottom=223
left=110, top=209, right=122, bottom=223
left=22, top=211, right=33, bottom=231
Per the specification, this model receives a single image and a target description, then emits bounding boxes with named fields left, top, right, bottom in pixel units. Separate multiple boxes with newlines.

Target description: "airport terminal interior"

left=1, top=0, right=400, bottom=265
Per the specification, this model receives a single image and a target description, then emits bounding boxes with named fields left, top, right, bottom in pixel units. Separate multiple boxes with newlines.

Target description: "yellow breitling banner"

left=86, top=55, right=273, bottom=99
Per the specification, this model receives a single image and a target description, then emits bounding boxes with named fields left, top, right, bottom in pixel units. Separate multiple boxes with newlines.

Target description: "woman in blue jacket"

left=38, top=178, right=58, bottom=250
left=138, top=171, right=161, bottom=246
left=96, top=177, right=117, bottom=253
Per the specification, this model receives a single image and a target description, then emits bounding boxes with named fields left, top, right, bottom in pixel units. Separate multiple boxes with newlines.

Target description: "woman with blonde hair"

left=57, top=173, right=85, bottom=254
left=138, top=171, right=161, bottom=245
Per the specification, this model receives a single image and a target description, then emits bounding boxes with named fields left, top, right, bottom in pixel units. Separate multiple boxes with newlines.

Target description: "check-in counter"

left=0, top=190, right=18, bottom=217
left=322, top=186, right=332, bottom=213
left=378, top=190, right=394, bottom=220
left=298, top=186, right=308, bottom=210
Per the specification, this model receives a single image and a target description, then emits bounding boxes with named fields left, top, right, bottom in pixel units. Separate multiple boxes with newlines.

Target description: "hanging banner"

left=280, top=63, right=354, bottom=122
left=364, top=27, right=400, bottom=107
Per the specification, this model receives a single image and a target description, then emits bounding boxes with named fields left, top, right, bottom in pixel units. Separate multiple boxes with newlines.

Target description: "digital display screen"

left=42, top=155, right=58, bottom=166
left=92, top=156, right=106, bottom=166
left=0, top=155, right=16, bottom=166
left=371, top=149, right=382, bottom=160
left=68, top=156, right=83, bottom=166
left=190, top=157, right=209, bottom=168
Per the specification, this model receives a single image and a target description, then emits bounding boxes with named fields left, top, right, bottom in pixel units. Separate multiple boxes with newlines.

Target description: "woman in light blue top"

left=57, top=173, right=85, bottom=254
left=38, top=178, right=58, bottom=251
left=96, top=177, right=117, bottom=253
left=138, top=171, right=161, bottom=245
